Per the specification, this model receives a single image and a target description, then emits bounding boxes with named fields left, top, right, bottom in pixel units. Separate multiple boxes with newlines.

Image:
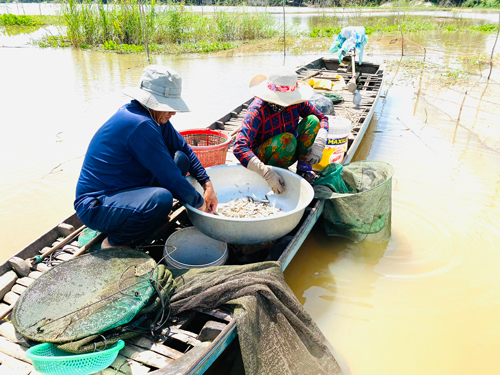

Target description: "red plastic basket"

left=180, top=129, right=231, bottom=169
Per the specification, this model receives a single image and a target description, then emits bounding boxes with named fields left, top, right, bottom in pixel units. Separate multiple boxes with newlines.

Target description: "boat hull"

left=0, top=56, right=384, bottom=375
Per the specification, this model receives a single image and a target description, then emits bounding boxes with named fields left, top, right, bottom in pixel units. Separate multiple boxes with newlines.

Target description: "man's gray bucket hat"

left=122, top=65, right=190, bottom=112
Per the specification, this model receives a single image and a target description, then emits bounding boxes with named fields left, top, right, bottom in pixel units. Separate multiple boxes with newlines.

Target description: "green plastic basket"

left=26, top=340, right=125, bottom=375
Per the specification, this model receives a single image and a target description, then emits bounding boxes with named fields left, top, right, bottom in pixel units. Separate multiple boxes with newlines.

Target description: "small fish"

left=216, top=197, right=282, bottom=219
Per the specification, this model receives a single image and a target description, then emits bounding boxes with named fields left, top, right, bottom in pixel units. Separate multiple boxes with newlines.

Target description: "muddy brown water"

left=1, top=16, right=500, bottom=375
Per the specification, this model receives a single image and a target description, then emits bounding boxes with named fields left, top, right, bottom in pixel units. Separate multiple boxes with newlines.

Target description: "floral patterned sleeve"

left=233, top=100, right=263, bottom=167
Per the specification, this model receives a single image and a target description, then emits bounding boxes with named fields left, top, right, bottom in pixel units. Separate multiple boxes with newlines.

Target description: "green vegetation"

left=0, top=14, right=40, bottom=26
left=310, top=26, right=342, bottom=38
left=0, top=14, right=61, bottom=27
left=54, top=0, right=278, bottom=53
left=38, top=35, right=72, bottom=48
left=462, top=0, right=500, bottom=8
left=443, top=67, right=466, bottom=79
left=384, top=58, right=473, bottom=87
left=1, top=0, right=499, bottom=7
left=310, top=16, right=498, bottom=38
left=3, top=1, right=498, bottom=55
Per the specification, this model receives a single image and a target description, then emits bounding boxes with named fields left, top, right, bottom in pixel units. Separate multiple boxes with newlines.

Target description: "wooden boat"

left=0, top=56, right=383, bottom=375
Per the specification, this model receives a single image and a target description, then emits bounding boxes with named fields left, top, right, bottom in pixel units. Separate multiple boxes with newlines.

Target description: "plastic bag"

left=309, top=93, right=335, bottom=115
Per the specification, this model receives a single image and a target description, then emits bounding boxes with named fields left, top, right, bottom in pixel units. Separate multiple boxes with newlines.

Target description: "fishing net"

left=12, top=248, right=174, bottom=350
left=313, top=161, right=394, bottom=243
left=309, top=93, right=335, bottom=115
left=13, top=251, right=341, bottom=373
left=77, top=228, right=101, bottom=248
left=322, top=92, right=345, bottom=105
left=168, top=261, right=341, bottom=375
left=56, top=263, right=175, bottom=354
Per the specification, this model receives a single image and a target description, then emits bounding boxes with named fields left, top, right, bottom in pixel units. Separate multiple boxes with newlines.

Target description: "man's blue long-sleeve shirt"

left=75, top=100, right=209, bottom=210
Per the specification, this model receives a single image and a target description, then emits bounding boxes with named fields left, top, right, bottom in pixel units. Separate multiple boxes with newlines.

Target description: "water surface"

left=285, top=80, right=500, bottom=375
left=1, top=19, right=500, bottom=375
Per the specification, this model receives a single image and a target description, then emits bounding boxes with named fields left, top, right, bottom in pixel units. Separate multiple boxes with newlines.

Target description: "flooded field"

left=1, top=8, right=500, bottom=375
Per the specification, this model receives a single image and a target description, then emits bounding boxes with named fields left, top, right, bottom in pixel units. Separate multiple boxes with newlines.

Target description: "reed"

left=59, top=0, right=278, bottom=49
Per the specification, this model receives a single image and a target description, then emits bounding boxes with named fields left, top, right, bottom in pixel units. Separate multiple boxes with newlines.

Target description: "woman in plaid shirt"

left=233, top=67, right=329, bottom=194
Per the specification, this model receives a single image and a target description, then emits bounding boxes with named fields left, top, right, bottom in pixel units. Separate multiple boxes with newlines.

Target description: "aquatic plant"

left=310, top=26, right=342, bottom=38
left=58, top=0, right=278, bottom=50
left=37, top=35, right=71, bottom=48
left=0, top=14, right=40, bottom=26
left=469, top=23, right=498, bottom=32
left=184, top=40, right=238, bottom=53
left=308, top=15, right=500, bottom=38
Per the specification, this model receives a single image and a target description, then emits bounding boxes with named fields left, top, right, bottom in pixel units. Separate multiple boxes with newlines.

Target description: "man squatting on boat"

left=233, top=66, right=329, bottom=192
left=74, top=65, right=218, bottom=249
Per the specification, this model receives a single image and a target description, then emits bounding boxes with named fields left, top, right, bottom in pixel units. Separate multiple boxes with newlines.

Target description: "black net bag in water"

left=313, top=161, right=394, bottom=243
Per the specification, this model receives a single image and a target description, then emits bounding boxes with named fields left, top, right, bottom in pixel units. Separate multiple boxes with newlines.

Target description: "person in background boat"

left=233, top=66, right=329, bottom=193
left=74, top=65, right=218, bottom=249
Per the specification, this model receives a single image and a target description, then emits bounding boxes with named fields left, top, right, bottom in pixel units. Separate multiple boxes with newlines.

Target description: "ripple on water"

left=374, top=200, right=464, bottom=279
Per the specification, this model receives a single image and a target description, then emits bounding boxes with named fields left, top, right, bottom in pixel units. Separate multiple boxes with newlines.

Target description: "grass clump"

left=56, top=0, right=278, bottom=54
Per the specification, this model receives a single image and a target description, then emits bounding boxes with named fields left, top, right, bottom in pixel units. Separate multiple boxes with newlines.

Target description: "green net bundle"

left=12, top=249, right=175, bottom=353
left=313, top=161, right=394, bottom=243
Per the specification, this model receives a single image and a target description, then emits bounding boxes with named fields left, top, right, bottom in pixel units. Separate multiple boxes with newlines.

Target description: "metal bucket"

left=184, top=164, right=315, bottom=245
left=164, top=227, right=228, bottom=269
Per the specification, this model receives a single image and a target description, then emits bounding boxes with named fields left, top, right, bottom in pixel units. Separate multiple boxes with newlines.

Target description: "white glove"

left=305, top=128, right=328, bottom=165
left=247, top=157, right=285, bottom=194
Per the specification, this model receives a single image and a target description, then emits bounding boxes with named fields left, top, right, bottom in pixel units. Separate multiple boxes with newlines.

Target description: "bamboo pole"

left=139, top=0, right=150, bottom=61
left=487, top=13, right=499, bottom=81
left=398, top=0, right=404, bottom=57
left=413, top=47, right=426, bottom=116
left=38, top=225, right=86, bottom=260
left=453, top=90, right=468, bottom=143
left=282, top=0, right=286, bottom=66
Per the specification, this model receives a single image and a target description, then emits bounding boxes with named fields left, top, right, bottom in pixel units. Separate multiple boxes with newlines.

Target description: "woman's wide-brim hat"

left=249, top=66, right=313, bottom=107
left=122, top=65, right=190, bottom=112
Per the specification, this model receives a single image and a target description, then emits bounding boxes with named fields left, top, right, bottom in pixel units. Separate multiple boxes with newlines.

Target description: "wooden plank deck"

left=0, top=222, right=236, bottom=375
left=0, top=96, right=257, bottom=375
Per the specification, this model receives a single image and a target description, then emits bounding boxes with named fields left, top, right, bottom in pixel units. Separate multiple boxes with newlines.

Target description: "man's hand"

left=305, top=128, right=328, bottom=165
left=201, top=181, right=218, bottom=214
left=247, top=157, right=285, bottom=194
